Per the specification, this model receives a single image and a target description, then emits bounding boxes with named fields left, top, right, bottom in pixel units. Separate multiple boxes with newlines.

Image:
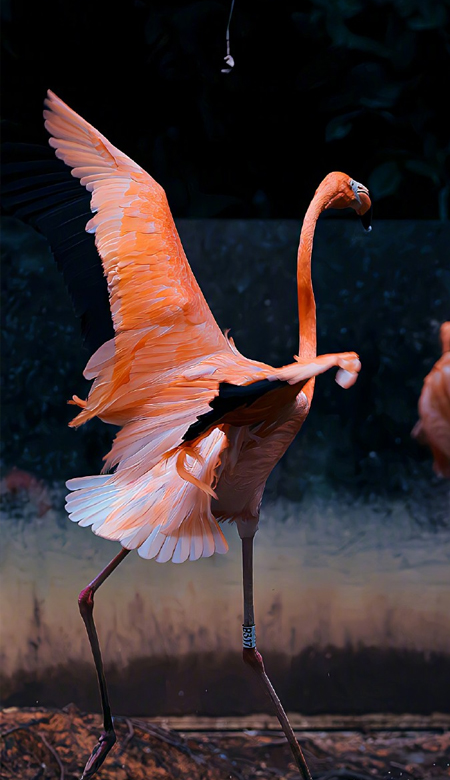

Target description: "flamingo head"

left=321, top=172, right=372, bottom=232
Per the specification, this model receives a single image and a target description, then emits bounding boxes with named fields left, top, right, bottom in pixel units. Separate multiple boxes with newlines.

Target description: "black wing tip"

left=182, top=379, right=285, bottom=442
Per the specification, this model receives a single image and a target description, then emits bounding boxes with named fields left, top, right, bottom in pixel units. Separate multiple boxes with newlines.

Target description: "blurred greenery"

left=1, top=0, right=448, bottom=219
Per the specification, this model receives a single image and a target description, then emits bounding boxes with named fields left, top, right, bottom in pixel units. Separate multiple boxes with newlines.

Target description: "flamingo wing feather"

left=43, top=90, right=228, bottom=359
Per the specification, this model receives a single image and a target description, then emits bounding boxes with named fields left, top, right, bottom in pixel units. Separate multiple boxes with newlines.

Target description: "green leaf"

left=405, top=159, right=440, bottom=185
left=408, top=5, right=447, bottom=30
left=368, top=162, right=402, bottom=199
left=325, top=114, right=356, bottom=142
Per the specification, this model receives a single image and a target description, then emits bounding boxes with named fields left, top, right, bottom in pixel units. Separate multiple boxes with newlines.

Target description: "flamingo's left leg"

left=78, top=547, right=130, bottom=779
left=240, top=534, right=312, bottom=780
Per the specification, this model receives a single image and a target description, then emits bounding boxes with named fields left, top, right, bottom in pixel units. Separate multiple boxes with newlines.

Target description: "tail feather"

left=76, top=505, right=112, bottom=528
left=190, top=530, right=204, bottom=561
left=155, top=534, right=179, bottom=564
left=65, top=428, right=229, bottom=562
left=135, top=528, right=168, bottom=560
left=66, top=474, right=110, bottom=490
left=66, top=489, right=117, bottom=514
left=119, top=524, right=162, bottom=551
left=172, top=533, right=191, bottom=565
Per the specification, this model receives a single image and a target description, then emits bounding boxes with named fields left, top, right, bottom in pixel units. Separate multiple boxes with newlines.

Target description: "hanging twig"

left=221, top=0, right=236, bottom=73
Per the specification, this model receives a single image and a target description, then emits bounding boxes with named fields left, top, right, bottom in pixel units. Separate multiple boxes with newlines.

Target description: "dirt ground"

left=1, top=706, right=449, bottom=780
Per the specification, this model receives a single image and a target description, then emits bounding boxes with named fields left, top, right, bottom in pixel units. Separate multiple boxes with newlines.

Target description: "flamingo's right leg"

left=77, top=547, right=130, bottom=779
left=240, top=534, right=312, bottom=780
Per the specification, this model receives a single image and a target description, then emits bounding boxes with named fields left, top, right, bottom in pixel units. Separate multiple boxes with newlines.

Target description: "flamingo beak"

left=356, top=192, right=372, bottom=233
left=359, top=204, right=373, bottom=233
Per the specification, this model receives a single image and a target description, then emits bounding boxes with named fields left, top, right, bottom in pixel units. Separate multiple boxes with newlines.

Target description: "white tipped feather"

left=120, top=525, right=156, bottom=550
left=335, top=368, right=358, bottom=388
left=70, top=505, right=111, bottom=527
left=172, top=533, right=191, bottom=564
left=190, top=533, right=204, bottom=561
left=136, top=528, right=165, bottom=559
left=155, top=535, right=178, bottom=563
left=201, top=520, right=216, bottom=558
left=66, top=428, right=228, bottom=562
left=66, top=474, right=111, bottom=490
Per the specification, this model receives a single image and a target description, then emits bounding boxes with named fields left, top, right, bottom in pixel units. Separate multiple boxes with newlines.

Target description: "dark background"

left=1, top=0, right=449, bottom=219
left=1, top=0, right=449, bottom=500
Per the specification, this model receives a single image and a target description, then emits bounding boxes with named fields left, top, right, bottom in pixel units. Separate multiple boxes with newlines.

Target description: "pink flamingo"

left=412, top=322, right=450, bottom=478
left=8, top=90, right=372, bottom=779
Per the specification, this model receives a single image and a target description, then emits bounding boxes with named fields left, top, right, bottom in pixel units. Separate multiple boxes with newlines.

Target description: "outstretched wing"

left=43, top=90, right=228, bottom=361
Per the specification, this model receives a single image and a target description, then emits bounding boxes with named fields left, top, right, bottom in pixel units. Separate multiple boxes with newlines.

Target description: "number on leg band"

left=242, top=624, right=256, bottom=648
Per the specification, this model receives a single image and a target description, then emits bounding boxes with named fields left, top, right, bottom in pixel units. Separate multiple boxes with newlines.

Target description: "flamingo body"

left=38, top=91, right=368, bottom=563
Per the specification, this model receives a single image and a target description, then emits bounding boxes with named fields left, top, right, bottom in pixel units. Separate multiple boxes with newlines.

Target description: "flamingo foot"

left=80, top=728, right=116, bottom=779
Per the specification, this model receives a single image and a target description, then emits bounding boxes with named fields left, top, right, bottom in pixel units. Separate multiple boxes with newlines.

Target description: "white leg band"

left=242, top=624, right=256, bottom=648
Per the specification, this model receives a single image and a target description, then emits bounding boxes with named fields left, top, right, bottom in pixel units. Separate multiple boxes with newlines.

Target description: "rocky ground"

left=1, top=707, right=449, bottom=780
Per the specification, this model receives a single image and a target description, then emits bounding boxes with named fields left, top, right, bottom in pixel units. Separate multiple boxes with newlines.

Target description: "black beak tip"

left=360, top=205, right=373, bottom=233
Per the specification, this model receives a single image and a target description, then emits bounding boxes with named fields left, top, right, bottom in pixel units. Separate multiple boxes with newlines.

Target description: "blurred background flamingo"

left=412, top=322, right=450, bottom=479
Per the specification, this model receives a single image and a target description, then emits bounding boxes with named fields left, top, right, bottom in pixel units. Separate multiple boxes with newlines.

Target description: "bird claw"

left=80, top=729, right=116, bottom=779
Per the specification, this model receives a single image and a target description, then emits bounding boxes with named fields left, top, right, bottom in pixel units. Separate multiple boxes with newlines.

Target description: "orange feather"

left=42, top=90, right=369, bottom=562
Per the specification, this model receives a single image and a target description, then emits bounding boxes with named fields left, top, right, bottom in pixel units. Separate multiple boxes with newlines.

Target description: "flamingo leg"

left=241, top=536, right=312, bottom=780
left=78, top=547, right=130, bottom=779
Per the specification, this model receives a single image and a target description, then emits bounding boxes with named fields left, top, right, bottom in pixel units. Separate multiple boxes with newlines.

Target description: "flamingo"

left=412, top=322, right=450, bottom=478
left=3, top=90, right=372, bottom=780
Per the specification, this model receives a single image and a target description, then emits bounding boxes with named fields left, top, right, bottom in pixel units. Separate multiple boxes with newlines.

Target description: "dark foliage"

left=1, top=144, right=113, bottom=355
left=1, top=0, right=449, bottom=219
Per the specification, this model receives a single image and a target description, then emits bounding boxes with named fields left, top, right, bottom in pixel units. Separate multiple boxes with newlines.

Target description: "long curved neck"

left=297, top=188, right=331, bottom=359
